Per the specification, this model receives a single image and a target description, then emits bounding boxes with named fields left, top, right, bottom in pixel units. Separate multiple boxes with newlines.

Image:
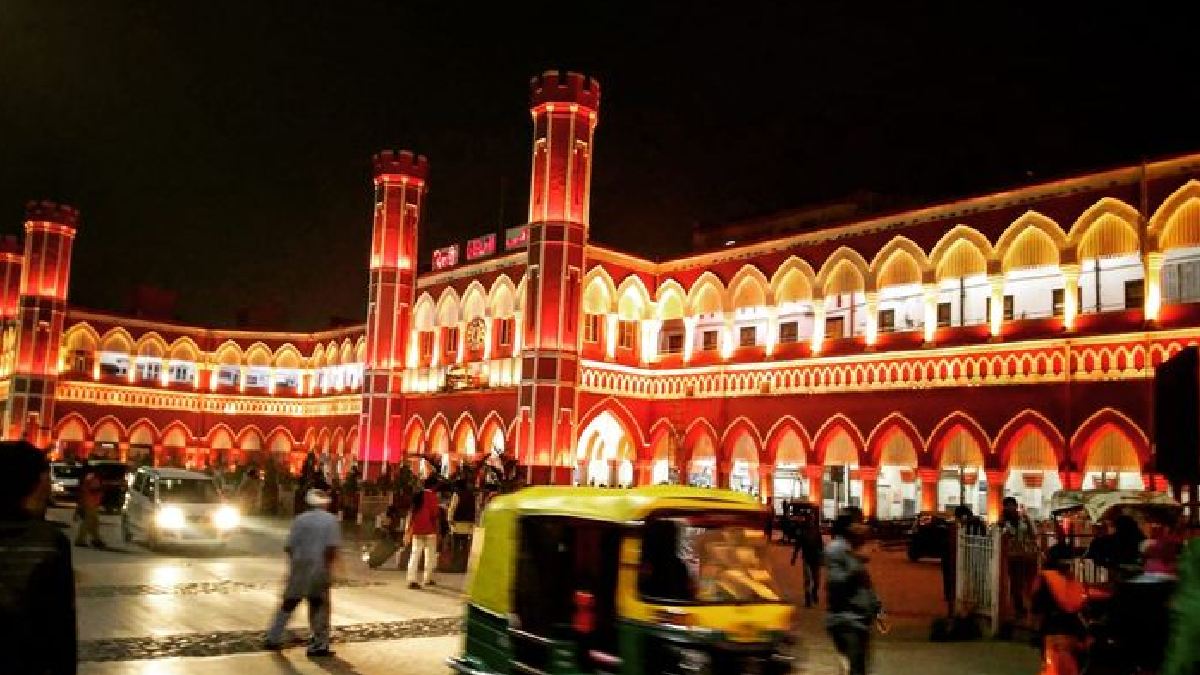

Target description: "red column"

left=985, top=469, right=1007, bottom=523
left=359, top=151, right=427, bottom=478
left=515, top=72, right=600, bottom=483
left=919, top=468, right=939, bottom=513
left=858, top=467, right=879, bottom=519
left=4, top=202, right=78, bottom=446
left=806, top=464, right=824, bottom=504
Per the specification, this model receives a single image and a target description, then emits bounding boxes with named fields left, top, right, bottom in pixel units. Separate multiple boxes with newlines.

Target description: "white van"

left=122, top=467, right=240, bottom=550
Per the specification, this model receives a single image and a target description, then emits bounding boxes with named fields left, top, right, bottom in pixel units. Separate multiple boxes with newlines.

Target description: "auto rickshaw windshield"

left=639, top=513, right=784, bottom=605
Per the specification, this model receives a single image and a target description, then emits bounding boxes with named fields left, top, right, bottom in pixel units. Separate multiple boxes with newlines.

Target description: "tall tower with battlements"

left=360, top=150, right=428, bottom=476
left=516, top=71, right=600, bottom=483
left=4, top=201, right=79, bottom=445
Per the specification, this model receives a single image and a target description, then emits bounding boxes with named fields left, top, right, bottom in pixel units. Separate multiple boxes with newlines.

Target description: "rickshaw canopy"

left=466, top=486, right=766, bottom=615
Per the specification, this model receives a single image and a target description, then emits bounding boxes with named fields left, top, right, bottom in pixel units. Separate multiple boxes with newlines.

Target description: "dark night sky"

left=1, top=2, right=1197, bottom=329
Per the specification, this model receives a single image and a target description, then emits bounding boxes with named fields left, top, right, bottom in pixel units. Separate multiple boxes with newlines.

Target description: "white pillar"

left=922, top=282, right=938, bottom=344
left=864, top=290, right=879, bottom=347
left=604, top=313, right=619, bottom=359
left=811, top=296, right=826, bottom=354
left=1145, top=251, right=1164, bottom=321
left=1062, top=263, right=1080, bottom=331
left=641, top=318, right=662, bottom=364
left=683, top=316, right=698, bottom=363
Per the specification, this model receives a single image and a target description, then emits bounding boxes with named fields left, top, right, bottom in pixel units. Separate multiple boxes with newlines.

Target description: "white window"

left=246, top=368, right=270, bottom=388
left=217, top=366, right=240, bottom=386
left=98, top=353, right=129, bottom=377
left=167, top=361, right=193, bottom=383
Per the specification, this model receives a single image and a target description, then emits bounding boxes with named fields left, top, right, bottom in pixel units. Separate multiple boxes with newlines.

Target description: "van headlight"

left=212, top=505, right=240, bottom=530
left=156, top=506, right=186, bottom=530
left=675, top=647, right=711, bottom=674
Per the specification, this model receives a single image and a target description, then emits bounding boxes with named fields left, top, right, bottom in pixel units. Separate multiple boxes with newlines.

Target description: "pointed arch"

left=1150, top=179, right=1200, bottom=248
left=427, top=414, right=451, bottom=456
left=655, top=279, right=687, bottom=320
left=488, top=274, right=518, bottom=319
left=996, top=211, right=1068, bottom=272
left=615, top=274, right=652, bottom=320
left=926, top=412, right=991, bottom=469
left=515, top=275, right=528, bottom=313
left=770, top=256, right=818, bottom=305
left=161, top=422, right=192, bottom=449
left=435, top=287, right=460, bottom=327
left=727, top=264, right=771, bottom=310
left=403, top=416, right=426, bottom=455
left=127, top=419, right=159, bottom=447
left=582, top=267, right=617, bottom=315
left=871, top=237, right=930, bottom=289
left=719, top=417, right=765, bottom=465
left=347, top=427, right=359, bottom=455
left=812, top=414, right=866, bottom=466
left=994, top=410, right=1066, bottom=471
left=273, top=343, right=303, bottom=369
left=1070, top=407, right=1150, bottom=470
left=92, top=416, right=126, bottom=444
left=1069, top=197, right=1142, bottom=259
left=686, top=271, right=727, bottom=315
left=451, top=412, right=479, bottom=457
left=338, top=339, right=353, bottom=365
left=245, top=342, right=273, bottom=368
left=331, top=427, right=347, bottom=454
left=213, top=340, right=244, bottom=366
left=930, top=226, right=993, bottom=281
left=323, top=340, right=340, bottom=367
left=167, top=337, right=202, bottom=363
left=207, top=424, right=236, bottom=450
left=866, top=413, right=924, bottom=467
left=134, top=332, right=168, bottom=359
left=763, top=416, right=811, bottom=466
left=54, top=414, right=90, bottom=443
left=461, top=281, right=488, bottom=322
left=63, top=323, right=100, bottom=354
left=682, top=418, right=720, bottom=468
left=266, top=427, right=295, bottom=453
left=478, top=411, right=507, bottom=454
left=413, top=292, right=436, bottom=331
left=817, top=247, right=870, bottom=295
left=236, top=426, right=265, bottom=451
left=576, top=396, right=647, bottom=448
left=354, top=336, right=366, bottom=364
left=98, top=327, right=134, bottom=355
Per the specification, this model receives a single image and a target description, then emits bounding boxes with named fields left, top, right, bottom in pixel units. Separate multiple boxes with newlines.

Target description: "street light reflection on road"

left=150, top=564, right=184, bottom=587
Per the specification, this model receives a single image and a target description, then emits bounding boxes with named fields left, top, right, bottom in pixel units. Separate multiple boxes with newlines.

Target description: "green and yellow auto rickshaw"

left=449, top=485, right=795, bottom=675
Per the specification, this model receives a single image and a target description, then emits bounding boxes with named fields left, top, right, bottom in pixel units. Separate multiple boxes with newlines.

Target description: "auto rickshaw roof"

left=465, top=486, right=766, bottom=614
left=1050, top=489, right=1181, bottom=522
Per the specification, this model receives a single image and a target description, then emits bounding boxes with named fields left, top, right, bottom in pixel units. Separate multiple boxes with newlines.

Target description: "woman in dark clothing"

left=791, top=511, right=824, bottom=607
left=1030, top=549, right=1087, bottom=675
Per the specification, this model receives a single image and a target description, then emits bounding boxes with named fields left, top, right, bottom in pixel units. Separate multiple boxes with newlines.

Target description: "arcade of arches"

left=391, top=406, right=1156, bottom=522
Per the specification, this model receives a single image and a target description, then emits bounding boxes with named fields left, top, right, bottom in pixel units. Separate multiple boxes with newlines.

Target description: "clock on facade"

left=466, top=317, right=487, bottom=350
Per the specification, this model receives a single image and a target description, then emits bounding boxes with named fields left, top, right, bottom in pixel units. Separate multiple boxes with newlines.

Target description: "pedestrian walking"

left=405, top=476, right=441, bottom=589
left=73, top=462, right=106, bottom=549
left=824, top=507, right=881, bottom=675
left=790, top=509, right=824, bottom=607
left=265, top=488, right=341, bottom=657
left=0, top=441, right=77, bottom=674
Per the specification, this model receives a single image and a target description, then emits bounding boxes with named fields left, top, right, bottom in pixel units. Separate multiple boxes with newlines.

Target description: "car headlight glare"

left=52, top=483, right=64, bottom=493
left=156, top=506, right=186, bottom=529
left=212, top=505, right=240, bottom=530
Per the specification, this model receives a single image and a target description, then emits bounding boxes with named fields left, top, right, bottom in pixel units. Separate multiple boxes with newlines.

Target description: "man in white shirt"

left=266, top=488, right=341, bottom=657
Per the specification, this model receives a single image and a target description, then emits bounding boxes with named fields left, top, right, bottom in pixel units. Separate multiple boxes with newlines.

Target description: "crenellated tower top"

left=530, top=70, right=601, bottom=112
left=372, top=150, right=430, bottom=182
left=25, top=200, right=80, bottom=229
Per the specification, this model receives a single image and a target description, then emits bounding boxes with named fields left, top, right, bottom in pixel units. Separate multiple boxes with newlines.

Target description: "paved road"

left=56, top=508, right=1039, bottom=674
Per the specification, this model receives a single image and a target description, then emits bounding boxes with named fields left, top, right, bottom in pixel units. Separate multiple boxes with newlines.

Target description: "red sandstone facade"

left=6, top=71, right=1200, bottom=521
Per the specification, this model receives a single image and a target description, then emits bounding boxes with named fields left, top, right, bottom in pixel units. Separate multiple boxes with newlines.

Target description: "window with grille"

left=445, top=328, right=459, bottom=353
left=1051, top=288, right=1081, bottom=318
left=779, top=321, right=799, bottom=343
left=878, top=309, right=896, bottom=333
left=583, top=314, right=601, bottom=344
left=739, top=325, right=756, bottom=347
left=659, top=319, right=684, bottom=354
left=1163, top=258, right=1200, bottom=303
left=617, top=321, right=635, bottom=350
left=701, top=330, right=719, bottom=351
left=498, top=318, right=513, bottom=346
left=1124, top=279, right=1144, bottom=311
left=936, top=302, right=952, bottom=327
left=419, top=332, right=434, bottom=359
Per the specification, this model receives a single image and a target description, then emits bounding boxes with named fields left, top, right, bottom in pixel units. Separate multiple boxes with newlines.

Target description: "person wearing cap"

left=265, top=488, right=341, bottom=657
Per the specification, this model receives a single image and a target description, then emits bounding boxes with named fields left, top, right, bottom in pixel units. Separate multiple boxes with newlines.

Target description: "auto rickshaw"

left=449, top=485, right=795, bottom=675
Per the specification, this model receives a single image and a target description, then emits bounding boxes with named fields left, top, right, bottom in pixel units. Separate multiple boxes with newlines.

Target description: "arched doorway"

left=1004, top=428, right=1063, bottom=520
left=576, top=410, right=635, bottom=487
left=939, top=428, right=986, bottom=515
left=772, top=428, right=808, bottom=508
left=649, top=430, right=672, bottom=484
left=727, top=431, right=760, bottom=496
left=1082, top=426, right=1144, bottom=490
left=428, top=423, right=450, bottom=477
left=687, top=433, right=718, bottom=488
left=822, top=429, right=861, bottom=519
left=876, top=431, right=919, bottom=520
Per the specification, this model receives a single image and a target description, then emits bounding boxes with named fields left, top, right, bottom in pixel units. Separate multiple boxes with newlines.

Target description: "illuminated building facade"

left=7, top=71, right=1200, bottom=520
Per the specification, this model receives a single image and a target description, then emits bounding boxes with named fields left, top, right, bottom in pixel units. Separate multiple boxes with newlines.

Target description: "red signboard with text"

left=431, top=244, right=460, bottom=271
left=466, top=234, right=497, bottom=261
left=505, top=225, right=529, bottom=251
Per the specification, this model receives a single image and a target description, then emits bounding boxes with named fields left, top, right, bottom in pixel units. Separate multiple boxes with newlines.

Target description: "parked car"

left=907, top=511, right=952, bottom=561
left=88, top=460, right=132, bottom=514
left=49, top=462, right=83, bottom=505
left=122, top=467, right=240, bottom=551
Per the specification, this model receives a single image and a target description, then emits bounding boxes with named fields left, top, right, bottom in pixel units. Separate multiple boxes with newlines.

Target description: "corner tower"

left=4, top=201, right=79, bottom=444
left=516, top=71, right=600, bottom=483
left=360, top=150, right=428, bottom=477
